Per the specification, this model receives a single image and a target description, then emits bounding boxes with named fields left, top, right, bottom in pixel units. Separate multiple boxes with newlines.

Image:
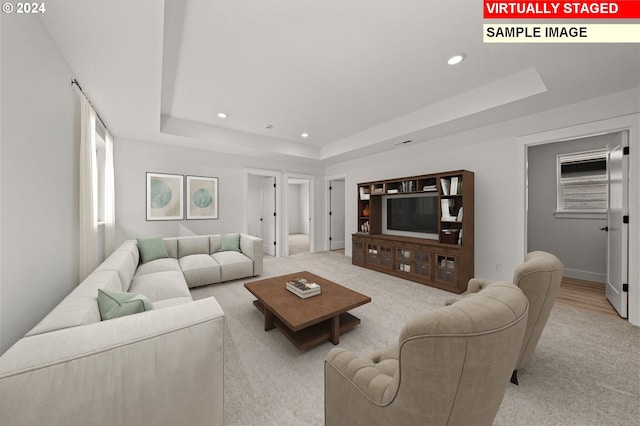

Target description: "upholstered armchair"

left=324, top=282, right=529, bottom=426
left=466, top=251, right=564, bottom=384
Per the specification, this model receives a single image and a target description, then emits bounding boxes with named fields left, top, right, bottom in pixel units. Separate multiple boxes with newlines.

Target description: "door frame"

left=324, top=173, right=347, bottom=252
left=244, top=168, right=282, bottom=257
left=519, top=114, right=639, bottom=326
left=283, top=172, right=316, bottom=256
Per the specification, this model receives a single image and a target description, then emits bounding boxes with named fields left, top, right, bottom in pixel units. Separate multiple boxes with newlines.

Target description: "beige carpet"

left=288, top=233, right=309, bottom=255
left=190, top=251, right=640, bottom=426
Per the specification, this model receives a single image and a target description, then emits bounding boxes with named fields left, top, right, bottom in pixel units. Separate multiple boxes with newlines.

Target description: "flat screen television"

left=383, top=193, right=439, bottom=239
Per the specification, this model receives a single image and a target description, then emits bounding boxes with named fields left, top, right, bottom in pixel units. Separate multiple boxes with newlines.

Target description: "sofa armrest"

left=240, top=233, right=263, bottom=276
left=0, top=297, right=224, bottom=426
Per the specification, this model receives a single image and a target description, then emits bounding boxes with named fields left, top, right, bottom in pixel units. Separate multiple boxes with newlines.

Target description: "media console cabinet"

left=353, top=170, right=474, bottom=294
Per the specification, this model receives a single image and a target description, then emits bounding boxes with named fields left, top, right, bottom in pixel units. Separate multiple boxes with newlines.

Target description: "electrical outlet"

left=495, top=263, right=502, bottom=272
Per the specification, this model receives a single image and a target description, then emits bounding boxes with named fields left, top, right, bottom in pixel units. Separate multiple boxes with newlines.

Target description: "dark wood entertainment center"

left=352, top=170, right=474, bottom=294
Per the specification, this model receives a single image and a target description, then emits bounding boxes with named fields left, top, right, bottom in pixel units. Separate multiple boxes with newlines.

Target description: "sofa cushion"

left=25, top=271, right=123, bottom=337
left=137, top=237, right=169, bottom=264
left=211, top=251, right=253, bottom=281
left=179, top=254, right=221, bottom=288
left=164, top=237, right=178, bottom=259
left=129, top=271, right=192, bottom=303
left=220, top=233, right=240, bottom=252
left=97, top=289, right=154, bottom=321
left=178, top=236, right=210, bottom=257
left=94, top=248, right=138, bottom=292
left=136, top=257, right=182, bottom=276
left=209, top=235, right=222, bottom=254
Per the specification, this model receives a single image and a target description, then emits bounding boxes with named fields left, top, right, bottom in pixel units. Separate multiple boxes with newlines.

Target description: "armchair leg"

left=510, top=370, right=519, bottom=385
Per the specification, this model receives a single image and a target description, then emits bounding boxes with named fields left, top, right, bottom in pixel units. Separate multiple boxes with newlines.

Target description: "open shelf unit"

left=353, top=170, right=474, bottom=293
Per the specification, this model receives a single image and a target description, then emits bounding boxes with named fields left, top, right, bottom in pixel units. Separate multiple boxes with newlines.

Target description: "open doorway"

left=527, top=131, right=628, bottom=318
left=245, top=169, right=281, bottom=257
left=287, top=177, right=312, bottom=255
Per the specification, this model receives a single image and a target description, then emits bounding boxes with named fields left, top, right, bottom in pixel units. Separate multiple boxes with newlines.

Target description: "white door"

left=261, top=177, right=276, bottom=256
left=246, top=175, right=263, bottom=238
left=329, top=180, right=345, bottom=250
left=606, top=136, right=628, bottom=318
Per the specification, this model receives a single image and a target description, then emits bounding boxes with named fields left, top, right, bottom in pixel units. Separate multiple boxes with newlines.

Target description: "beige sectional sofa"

left=0, top=233, right=263, bottom=426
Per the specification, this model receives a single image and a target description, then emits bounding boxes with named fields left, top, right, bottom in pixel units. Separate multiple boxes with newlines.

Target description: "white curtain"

left=104, top=129, right=116, bottom=256
left=79, top=95, right=99, bottom=281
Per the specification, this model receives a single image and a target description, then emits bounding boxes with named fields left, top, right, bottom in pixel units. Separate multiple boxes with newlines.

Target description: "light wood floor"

left=555, top=277, right=621, bottom=319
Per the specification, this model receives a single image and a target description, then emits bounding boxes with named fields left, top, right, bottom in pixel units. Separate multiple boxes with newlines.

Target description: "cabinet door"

left=352, top=238, right=365, bottom=264
left=379, top=245, right=393, bottom=270
left=396, top=248, right=413, bottom=274
left=435, top=254, right=457, bottom=285
left=414, top=250, right=432, bottom=280
left=366, top=243, right=393, bottom=270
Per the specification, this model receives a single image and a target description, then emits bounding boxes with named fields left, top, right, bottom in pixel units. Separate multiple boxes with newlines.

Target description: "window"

left=557, top=149, right=607, bottom=213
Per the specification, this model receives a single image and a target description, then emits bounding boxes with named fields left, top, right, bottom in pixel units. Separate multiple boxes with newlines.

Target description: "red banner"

left=484, top=1, right=640, bottom=19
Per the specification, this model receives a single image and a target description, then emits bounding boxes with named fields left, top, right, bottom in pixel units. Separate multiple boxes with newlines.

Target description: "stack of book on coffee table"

left=286, top=278, right=321, bottom=298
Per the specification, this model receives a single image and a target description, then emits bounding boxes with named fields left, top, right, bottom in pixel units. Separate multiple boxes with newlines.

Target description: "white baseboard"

left=563, top=268, right=606, bottom=284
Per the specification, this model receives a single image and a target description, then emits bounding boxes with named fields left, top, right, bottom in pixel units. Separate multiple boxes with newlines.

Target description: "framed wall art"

left=186, top=175, right=219, bottom=220
left=146, top=172, right=184, bottom=221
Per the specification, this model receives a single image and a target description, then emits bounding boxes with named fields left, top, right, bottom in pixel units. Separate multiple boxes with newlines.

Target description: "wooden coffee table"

left=244, top=271, right=371, bottom=350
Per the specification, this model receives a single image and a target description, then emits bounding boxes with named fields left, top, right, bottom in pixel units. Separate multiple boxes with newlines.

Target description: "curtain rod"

left=71, top=78, right=109, bottom=133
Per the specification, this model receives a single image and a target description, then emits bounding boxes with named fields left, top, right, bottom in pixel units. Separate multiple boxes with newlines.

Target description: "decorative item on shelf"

left=441, top=229, right=460, bottom=244
left=363, top=204, right=370, bottom=217
left=359, top=187, right=370, bottom=200
left=360, top=221, right=370, bottom=233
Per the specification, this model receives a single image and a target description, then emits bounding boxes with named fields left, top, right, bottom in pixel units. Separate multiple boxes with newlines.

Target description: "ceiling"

left=39, top=0, right=640, bottom=163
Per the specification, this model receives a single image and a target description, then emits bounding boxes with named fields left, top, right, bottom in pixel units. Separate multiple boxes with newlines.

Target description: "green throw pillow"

left=136, top=236, right=169, bottom=264
left=220, top=233, right=240, bottom=252
left=97, top=289, right=154, bottom=321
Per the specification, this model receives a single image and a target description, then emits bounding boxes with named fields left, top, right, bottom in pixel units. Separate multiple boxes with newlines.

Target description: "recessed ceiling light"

left=265, top=124, right=273, bottom=130
left=301, top=133, right=310, bottom=138
left=217, top=112, right=228, bottom=119
left=447, top=53, right=465, bottom=65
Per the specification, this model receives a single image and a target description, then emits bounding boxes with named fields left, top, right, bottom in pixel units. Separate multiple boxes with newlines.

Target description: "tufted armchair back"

left=466, top=251, right=563, bottom=384
left=324, top=282, right=529, bottom=426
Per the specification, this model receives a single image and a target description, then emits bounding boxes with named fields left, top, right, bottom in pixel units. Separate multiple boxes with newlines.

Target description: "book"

left=286, top=286, right=321, bottom=298
left=286, top=278, right=321, bottom=293
left=441, top=199, right=455, bottom=220
left=450, top=177, right=458, bottom=195
left=440, top=178, right=450, bottom=195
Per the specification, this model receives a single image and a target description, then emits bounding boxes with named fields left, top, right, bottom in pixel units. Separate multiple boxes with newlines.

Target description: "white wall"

left=287, top=182, right=310, bottom=235
left=0, top=14, right=80, bottom=353
left=300, top=181, right=310, bottom=235
left=325, top=89, right=640, bottom=325
left=114, top=138, right=324, bottom=247
left=288, top=184, right=301, bottom=233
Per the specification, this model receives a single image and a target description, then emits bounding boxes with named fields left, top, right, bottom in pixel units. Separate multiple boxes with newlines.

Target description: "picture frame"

left=186, top=175, right=219, bottom=220
left=146, top=172, right=184, bottom=221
